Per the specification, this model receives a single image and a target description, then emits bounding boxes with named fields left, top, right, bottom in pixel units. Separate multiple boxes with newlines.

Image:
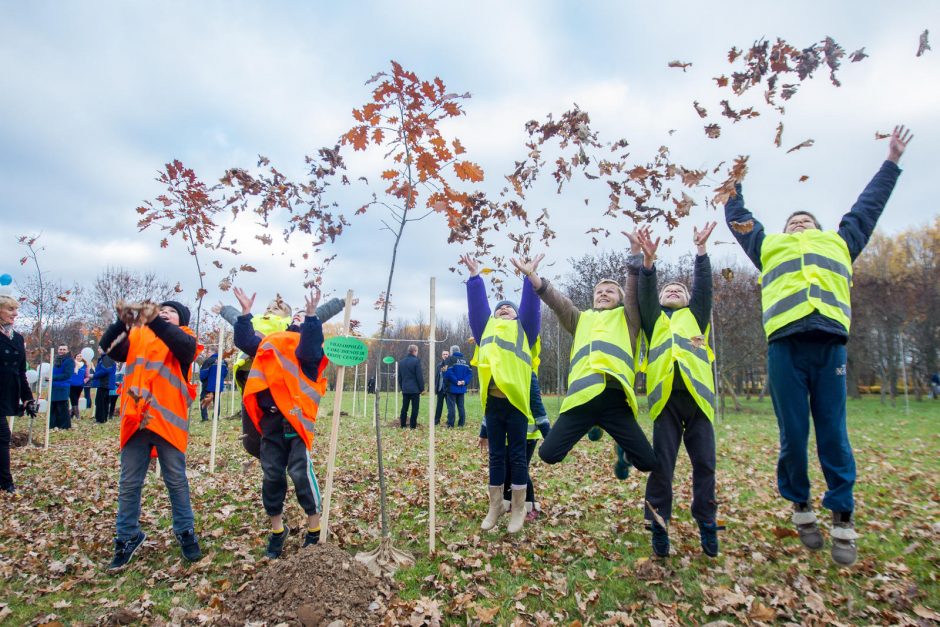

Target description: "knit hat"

left=493, top=300, right=518, bottom=315
left=160, top=300, right=191, bottom=326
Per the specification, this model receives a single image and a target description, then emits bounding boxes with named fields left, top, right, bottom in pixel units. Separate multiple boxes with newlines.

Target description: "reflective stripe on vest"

left=125, top=385, right=190, bottom=432
left=644, top=309, right=715, bottom=421
left=474, top=318, right=534, bottom=420
left=760, top=231, right=853, bottom=338
left=125, top=357, right=193, bottom=405
left=560, top=308, right=638, bottom=417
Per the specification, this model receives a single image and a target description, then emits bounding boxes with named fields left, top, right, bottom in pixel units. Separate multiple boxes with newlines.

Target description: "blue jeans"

left=445, top=392, right=466, bottom=427
left=115, top=429, right=195, bottom=541
left=485, top=396, right=529, bottom=487
left=768, top=336, right=855, bottom=513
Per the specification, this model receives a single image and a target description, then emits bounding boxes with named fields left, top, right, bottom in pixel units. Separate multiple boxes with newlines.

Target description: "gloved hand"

left=22, top=400, right=38, bottom=418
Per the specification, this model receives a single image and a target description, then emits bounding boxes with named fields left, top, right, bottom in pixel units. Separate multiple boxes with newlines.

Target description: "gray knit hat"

left=493, top=300, right=518, bottom=314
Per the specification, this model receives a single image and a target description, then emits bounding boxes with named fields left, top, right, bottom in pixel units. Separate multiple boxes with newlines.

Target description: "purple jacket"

left=466, top=275, right=540, bottom=348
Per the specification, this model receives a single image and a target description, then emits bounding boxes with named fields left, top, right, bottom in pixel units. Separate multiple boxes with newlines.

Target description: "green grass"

left=0, top=392, right=937, bottom=624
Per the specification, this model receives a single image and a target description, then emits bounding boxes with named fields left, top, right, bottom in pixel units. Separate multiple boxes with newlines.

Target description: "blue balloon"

left=0, top=274, right=11, bottom=286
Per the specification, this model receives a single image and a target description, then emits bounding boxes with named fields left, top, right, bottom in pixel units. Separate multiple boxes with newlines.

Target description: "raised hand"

left=637, top=229, right=661, bottom=269
left=459, top=253, right=480, bottom=277
left=887, top=125, right=913, bottom=164
left=210, top=302, right=223, bottom=315
left=305, top=286, right=321, bottom=316
left=233, top=287, right=256, bottom=315
left=693, top=221, right=718, bottom=254
left=510, top=253, right=545, bottom=291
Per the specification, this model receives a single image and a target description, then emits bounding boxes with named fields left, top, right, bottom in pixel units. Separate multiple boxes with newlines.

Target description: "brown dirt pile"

left=220, top=542, right=393, bottom=626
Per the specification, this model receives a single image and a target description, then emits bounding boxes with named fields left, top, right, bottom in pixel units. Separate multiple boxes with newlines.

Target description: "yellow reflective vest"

left=645, top=309, right=715, bottom=421
left=472, top=318, right=533, bottom=420
left=560, top=308, right=638, bottom=417
left=760, top=231, right=852, bottom=338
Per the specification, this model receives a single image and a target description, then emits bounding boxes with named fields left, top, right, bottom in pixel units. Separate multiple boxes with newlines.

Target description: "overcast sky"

left=1, top=1, right=937, bottom=336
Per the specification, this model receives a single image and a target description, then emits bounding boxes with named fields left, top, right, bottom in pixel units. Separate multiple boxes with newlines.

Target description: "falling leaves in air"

left=874, top=131, right=891, bottom=140
left=786, top=139, right=815, bottom=154
left=849, top=47, right=868, bottom=62
left=916, top=29, right=930, bottom=57
left=798, top=175, right=809, bottom=182
left=729, top=219, right=755, bottom=234
left=774, top=122, right=783, bottom=147
left=721, top=267, right=735, bottom=281
left=667, top=60, right=693, bottom=71
left=693, top=101, right=708, bottom=118
left=704, top=124, right=721, bottom=139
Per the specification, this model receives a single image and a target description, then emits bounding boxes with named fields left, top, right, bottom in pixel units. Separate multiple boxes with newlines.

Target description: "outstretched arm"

left=689, top=223, right=716, bottom=330
left=512, top=255, right=545, bottom=347
left=724, top=185, right=766, bottom=270
left=461, top=254, right=490, bottom=345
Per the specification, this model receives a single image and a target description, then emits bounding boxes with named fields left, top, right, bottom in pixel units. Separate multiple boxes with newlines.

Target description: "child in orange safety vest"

left=99, top=300, right=202, bottom=571
left=232, top=286, right=328, bottom=559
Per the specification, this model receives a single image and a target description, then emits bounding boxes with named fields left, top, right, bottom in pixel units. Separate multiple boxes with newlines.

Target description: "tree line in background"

left=11, top=217, right=938, bottom=406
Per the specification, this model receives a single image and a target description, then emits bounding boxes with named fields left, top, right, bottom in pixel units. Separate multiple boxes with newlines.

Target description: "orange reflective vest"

left=243, top=331, right=328, bottom=450
left=121, top=325, right=201, bottom=453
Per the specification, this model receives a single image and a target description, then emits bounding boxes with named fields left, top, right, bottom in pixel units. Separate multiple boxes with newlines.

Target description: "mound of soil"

left=10, top=432, right=30, bottom=448
left=220, top=543, right=392, bottom=626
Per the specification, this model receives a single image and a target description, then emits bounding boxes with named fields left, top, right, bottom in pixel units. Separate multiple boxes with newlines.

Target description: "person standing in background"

left=398, top=344, right=424, bottom=429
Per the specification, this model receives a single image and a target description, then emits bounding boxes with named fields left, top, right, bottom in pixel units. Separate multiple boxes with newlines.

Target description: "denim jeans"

left=115, top=429, right=195, bottom=542
left=445, top=392, right=466, bottom=427
left=485, top=396, right=529, bottom=487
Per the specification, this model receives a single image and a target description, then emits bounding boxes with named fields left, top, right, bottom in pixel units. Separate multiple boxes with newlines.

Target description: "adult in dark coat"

left=0, top=295, right=36, bottom=493
left=433, top=349, right=450, bottom=425
left=91, top=352, right=117, bottom=423
left=50, top=345, right=74, bottom=430
left=398, top=345, right=425, bottom=429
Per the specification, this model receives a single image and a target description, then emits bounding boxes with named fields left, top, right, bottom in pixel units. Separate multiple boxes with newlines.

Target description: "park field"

left=0, top=392, right=937, bottom=625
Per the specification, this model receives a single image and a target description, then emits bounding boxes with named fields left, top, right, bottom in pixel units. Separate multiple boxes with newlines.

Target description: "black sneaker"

left=265, top=525, right=290, bottom=559
left=303, top=528, right=320, bottom=547
left=650, top=522, right=670, bottom=558
left=108, top=532, right=146, bottom=571
left=613, top=445, right=631, bottom=480
left=698, top=520, right=720, bottom=557
left=587, top=426, right=603, bottom=441
left=0, top=484, right=15, bottom=495
left=176, top=529, right=203, bottom=562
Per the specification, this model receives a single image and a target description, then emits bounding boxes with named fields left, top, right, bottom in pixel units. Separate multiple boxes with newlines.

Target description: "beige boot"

left=507, top=488, right=527, bottom=533
left=481, top=486, right=505, bottom=531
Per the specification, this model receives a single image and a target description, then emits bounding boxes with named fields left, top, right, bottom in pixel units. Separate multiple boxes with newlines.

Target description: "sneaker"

left=613, top=445, right=631, bottom=480
left=698, top=520, right=720, bottom=557
left=831, top=512, right=858, bottom=567
left=792, top=503, right=824, bottom=551
left=265, top=525, right=290, bottom=559
left=587, top=426, right=603, bottom=441
left=175, top=529, right=203, bottom=562
left=0, top=484, right=15, bottom=495
left=108, top=532, right=147, bottom=571
left=303, top=528, right=321, bottom=547
left=650, top=522, right=670, bottom=558
left=525, top=507, right=539, bottom=522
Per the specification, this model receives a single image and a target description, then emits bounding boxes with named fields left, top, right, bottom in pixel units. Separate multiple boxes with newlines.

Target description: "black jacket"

left=398, top=354, right=424, bottom=394
left=0, top=331, right=33, bottom=416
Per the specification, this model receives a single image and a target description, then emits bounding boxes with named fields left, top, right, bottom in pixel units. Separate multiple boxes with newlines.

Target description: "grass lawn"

left=0, top=391, right=937, bottom=624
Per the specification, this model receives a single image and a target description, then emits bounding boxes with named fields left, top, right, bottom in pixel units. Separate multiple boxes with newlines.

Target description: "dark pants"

left=434, top=391, right=447, bottom=425
left=83, top=386, right=92, bottom=409
left=539, top=387, right=657, bottom=471
left=0, top=416, right=12, bottom=489
left=242, top=405, right=261, bottom=459
left=400, top=393, right=420, bottom=428
left=485, top=396, right=529, bottom=487
left=69, top=386, right=83, bottom=412
left=94, top=387, right=110, bottom=423
left=503, top=438, right=538, bottom=504
left=768, top=336, right=855, bottom=513
left=50, top=400, right=71, bottom=429
left=108, top=394, right=118, bottom=419
left=445, top=392, right=466, bottom=427
left=259, top=411, right=321, bottom=516
left=644, top=390, right=716, bottom=524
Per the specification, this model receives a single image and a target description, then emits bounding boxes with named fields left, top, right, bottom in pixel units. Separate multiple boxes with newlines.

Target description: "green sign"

left=382, top=356, right=395, bottom=364
left=324, top=336, right=368, bottom=367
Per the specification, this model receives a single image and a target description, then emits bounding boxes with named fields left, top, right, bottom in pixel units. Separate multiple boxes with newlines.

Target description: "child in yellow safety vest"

left=636, top=224, right=720, bottom=558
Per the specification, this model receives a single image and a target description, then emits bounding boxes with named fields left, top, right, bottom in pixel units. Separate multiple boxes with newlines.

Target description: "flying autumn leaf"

left=786, top=139, right=815, bottom=153
left=728, top=47, right=742, bottom=63
left=713, top=75, right=729, bottom=87
left=453, top=161, right=484, bottom=182
left=704, top=124, right=721, bottom=139
left=798, top=175, right=809, bottom=182
left=729, top=219, right=755, bottom=234
left=874, top=131, right=891, bottom=140
left=667, top=60, right=693, bottom=71
left=916, top=29, right=930, bottom=57
left=721, top=267, right=735, bottom=281
left=849, top=47, right=868, bottom=62
left=774, top=122, right=783, bottom=147
left=693, top=101, right=708, bottom=118
left=645, top=500, right=667, bottom=528
left=672, top=192, right=696, bottom=217
left=479, top=268, right=495, bottom=275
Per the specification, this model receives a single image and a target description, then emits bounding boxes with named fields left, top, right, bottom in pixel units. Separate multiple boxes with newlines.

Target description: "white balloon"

left=0, top=286, right=12, bottom=296
left=25, top=369, right=38, bottom=384
left=37, top=399, right=48, bottom=413
left=81, top=347, right=95, bottom=362
left=38, top=362, right=51, bottom=379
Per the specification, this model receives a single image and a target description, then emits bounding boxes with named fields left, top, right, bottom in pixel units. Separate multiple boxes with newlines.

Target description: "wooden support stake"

left=428, top=277, right=437, bottom=554
left=43, top=348, right=54, bottom=450
left=321, top=290, right=354, bottom=543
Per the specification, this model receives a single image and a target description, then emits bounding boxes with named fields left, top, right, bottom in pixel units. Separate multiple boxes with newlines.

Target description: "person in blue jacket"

left=68, top=354, right=87, bottom=421
left=91, top=352, right=117, bottom=423
left=443, top=344, right=472, bottom=428
left=199, top=352, right=229, bottom=422
left=50, top=345, right=74, bottom=430
left=109, top=363, right=124, bottom=420
left=724, top=125, right=912, bottom=567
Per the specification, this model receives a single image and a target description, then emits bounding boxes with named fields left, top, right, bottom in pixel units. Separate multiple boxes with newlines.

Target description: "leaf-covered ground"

left=1, top=394, right=937, bottom=625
